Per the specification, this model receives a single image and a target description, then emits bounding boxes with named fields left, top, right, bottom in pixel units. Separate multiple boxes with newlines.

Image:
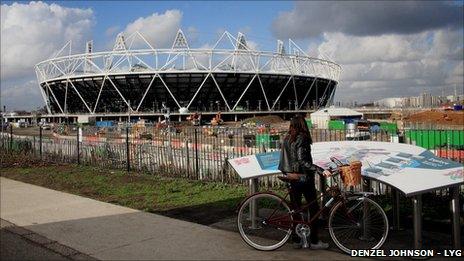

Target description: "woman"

left=278, top=114, right=330, bottom=249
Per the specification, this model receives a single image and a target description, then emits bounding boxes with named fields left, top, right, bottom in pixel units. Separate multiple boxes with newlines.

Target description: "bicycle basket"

left=330, top=157, right=362, bottom=187
left=338, top=161, right=362, bottom=187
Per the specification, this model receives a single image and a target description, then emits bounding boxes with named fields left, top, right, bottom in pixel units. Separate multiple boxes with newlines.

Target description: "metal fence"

left=404, top=129, right=464, bottom=162
left=1, top=125, right=463, bottom=189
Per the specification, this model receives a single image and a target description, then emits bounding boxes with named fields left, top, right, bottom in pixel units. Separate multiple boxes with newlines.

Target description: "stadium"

left=34, top=30, right=341, bottom=121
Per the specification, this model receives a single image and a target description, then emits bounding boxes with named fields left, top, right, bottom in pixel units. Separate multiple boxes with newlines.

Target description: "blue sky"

left=47, top=1, right=295, bottom=51
left=1, top=1, right=462, bottom=110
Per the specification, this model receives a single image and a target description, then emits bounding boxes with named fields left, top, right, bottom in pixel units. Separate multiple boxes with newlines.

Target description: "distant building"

left=352, top=86, right=463, bottom=109
left=373, top=98, right=404, bottom=108
left=374, top=92, right=452, bottom=108
left=310, top=106, right=363, bottom=129
left=418, top=92, right=432, bottom=108
left=402, top=97, right=420, bottom=108
left=447, top=94, right=464, bottom=103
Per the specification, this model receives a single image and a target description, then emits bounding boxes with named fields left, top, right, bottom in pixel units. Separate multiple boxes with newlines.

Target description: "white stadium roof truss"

left=35, top=30, right=341, bottom=114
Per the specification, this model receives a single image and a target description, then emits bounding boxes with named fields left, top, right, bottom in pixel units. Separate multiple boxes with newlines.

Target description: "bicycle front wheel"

left=329, top=196, right=389, bottom=254
left=237, top=193, right=293, bottom=251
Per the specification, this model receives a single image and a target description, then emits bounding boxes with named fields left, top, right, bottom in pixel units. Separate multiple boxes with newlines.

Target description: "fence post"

left=39, top=126, right=43, bottom=160
left=33, top=136, right=36, bottom=157
left=76, top=127, right=80, bottom=164
left=9, top=124, right=13, bottom=152
left=194, top=128, right=199, bottom=178
left=126, top=126, right=130, bottom=173
left=186, top=138, right=190, bottom=178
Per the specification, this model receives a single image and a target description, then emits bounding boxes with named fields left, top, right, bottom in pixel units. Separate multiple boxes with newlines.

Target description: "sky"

left=1, top=0, right=463, bottom=111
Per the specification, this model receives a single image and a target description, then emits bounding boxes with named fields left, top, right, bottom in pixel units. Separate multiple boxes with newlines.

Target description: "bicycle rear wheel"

left=329, top=196, right=388, bottom=254
left=237, top=193, right=293, bottom=251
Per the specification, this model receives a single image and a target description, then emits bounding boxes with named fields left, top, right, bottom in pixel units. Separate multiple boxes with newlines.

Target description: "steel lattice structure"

left=35, top=30, right=341, bottom=114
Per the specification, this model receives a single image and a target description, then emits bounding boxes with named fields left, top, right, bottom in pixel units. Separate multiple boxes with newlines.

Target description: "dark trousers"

left=289, top=172, right=320, bottom=244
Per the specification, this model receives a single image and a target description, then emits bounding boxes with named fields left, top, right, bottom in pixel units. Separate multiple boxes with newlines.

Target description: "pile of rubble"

left=241, top=115, right=284, bottom=128
left=404, top=110, right=464, bottom=126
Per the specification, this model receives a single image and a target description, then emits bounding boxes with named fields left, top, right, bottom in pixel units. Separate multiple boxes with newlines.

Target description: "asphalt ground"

left=1, top=177, right=350, bottom=260
left=1, top=219, right=95, bottom=261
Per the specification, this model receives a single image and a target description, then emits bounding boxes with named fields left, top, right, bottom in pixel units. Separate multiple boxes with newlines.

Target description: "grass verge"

left=1, top=161, right=248, bottom=225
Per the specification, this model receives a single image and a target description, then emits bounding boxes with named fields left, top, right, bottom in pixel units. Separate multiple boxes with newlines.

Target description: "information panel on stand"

left=228, top=141, right=463, bottom=196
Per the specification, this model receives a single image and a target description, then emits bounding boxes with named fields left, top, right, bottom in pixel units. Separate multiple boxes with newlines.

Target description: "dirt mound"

left=404, top=110, right=464, bottom=126
left=241, top=115, right=284, bottom=125
left=0, top=151, right=61, bottom=168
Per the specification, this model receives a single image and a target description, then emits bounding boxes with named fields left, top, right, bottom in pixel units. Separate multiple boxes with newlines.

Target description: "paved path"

left=1, top=220, right=68, bottom=261
left=1, top=177, right=350, bottom=260
left=1, top=218, right=96, bottom=260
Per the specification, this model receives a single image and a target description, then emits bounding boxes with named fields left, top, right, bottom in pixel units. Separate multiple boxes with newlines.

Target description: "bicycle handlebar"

left=317, top=167, right=340, bottom=185
left=330, top=157, right=347, bottom=167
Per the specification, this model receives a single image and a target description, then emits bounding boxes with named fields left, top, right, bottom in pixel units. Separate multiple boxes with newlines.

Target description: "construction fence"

left=1, top=125, right=463, bottom=189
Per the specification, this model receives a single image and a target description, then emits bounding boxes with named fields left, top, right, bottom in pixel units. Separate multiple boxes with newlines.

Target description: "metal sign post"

left=249, top=178, right=259, bottom=229
left=450, top=186, right=461, bottom=249
left=413, top=195, right=422, bottom=249
left=392, top=188, right=401, bottom=231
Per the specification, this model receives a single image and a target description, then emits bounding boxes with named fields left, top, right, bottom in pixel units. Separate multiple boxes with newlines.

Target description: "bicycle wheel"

left=329, top=196, right=389, bottom=254
left=237, top=193, right=293, bottom=251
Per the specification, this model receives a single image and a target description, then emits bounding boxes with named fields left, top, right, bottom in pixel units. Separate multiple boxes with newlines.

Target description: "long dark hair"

left=286, top=114, right=312, bottom=144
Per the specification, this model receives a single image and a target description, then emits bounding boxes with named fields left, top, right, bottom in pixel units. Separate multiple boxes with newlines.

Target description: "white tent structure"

left=310, top=106, right=363, bottom=129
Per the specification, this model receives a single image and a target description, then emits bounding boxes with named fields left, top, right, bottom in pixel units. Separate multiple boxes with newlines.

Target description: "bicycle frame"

left=264, top=185, right=345, bottom=229
left=237, top=166, right=373, bottom=233
left=236, top=168, right=388, bottom=253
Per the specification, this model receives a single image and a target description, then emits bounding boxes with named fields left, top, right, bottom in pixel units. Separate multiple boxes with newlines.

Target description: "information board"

left=228, top=141, right=463, bottom=196
left=228, top=151, right=280, bottom=180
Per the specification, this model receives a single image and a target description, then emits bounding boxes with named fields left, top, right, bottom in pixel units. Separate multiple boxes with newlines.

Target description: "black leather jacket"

left=278, top=134, right=318, bottom=174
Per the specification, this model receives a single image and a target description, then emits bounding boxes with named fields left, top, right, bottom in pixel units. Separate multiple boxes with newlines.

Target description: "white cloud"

left=313, top=29, right=464, bottom=102
left=1, top=80, right=43, bottom=111
left=185, top=26, right=199, bottom=46
left=105, top=25, right=121, bottom=37
left=427, top=28, right=463, bottom=60
left=1, top=1, right=94, bottom=80
left=317, top=32, right=427, bottom=64
left=445, top=61, right=464, bottom=85
left=247, top=40, right=258, bottom=51
left=123, top=9, right=182, bottom=48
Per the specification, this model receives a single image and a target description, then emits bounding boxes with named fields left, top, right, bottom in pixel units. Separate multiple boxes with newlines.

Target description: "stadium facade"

left=35, top=30, right=341, bottom=119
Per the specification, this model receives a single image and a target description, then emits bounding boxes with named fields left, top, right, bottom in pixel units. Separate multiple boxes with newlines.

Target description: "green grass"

left=2, top=154, right=462, bottom=228
left=1, top=164, right=248, bottom=214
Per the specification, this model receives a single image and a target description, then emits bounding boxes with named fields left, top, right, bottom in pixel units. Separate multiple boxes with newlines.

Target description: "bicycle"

left=236, top=158, right=389, bottom=254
